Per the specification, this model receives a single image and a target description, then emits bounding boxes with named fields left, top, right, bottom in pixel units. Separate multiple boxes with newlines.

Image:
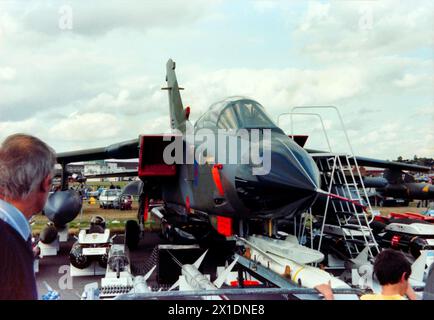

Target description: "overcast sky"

left=0, top=0, right=432, bottom=160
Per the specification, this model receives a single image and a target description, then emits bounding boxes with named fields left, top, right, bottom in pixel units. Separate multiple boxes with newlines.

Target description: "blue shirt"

left=0, top=198, right=31, bottom=242
left=0, top=199, right=37, bottom=299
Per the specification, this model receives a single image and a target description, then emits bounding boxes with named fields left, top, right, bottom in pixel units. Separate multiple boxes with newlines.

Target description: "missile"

left=168, top=250, right=239, bottom=300
left=238, top=235, right=357, bottom=299
left=129, top=266, right=157, bottom=294
left=246, top=234, right=324, bottom=264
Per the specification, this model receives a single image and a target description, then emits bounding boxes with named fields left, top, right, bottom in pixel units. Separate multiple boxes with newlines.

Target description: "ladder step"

left=335, top=211, right=360, bottom=216
left=345, top=239, right=377, bottom=246
left=331, top=197, right=363, bottom=202
left=345, top=239, right=366, bottom=245
left=346, top=217, right=371, bottom=226
left=341, top=224, right=371, bottom=231
left=331, top=198, right=363, bottom=203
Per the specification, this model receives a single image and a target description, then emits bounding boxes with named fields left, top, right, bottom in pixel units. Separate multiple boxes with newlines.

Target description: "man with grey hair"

left=0, top=134, right=56, bottom=299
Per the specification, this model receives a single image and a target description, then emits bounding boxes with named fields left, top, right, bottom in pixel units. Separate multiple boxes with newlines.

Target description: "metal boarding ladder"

left=317, top=154, right=379, bottom=259
left=280, top=106, right=380, bottom=260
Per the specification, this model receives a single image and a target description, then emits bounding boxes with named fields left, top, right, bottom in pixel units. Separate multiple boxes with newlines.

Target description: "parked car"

left=114, top=194, right=133, bottom=210
left=99, top=189, right=122, bottom=209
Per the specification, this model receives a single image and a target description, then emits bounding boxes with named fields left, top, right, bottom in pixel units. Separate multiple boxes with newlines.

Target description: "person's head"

left=0, top=134, right=56, bottom=217
left=374, top=249, right=412, bottom=295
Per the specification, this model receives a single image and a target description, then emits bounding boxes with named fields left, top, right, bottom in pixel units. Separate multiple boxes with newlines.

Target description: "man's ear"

left=40, top=175, right=52, bottom=193
left=401, top=272, right=408, bottom=283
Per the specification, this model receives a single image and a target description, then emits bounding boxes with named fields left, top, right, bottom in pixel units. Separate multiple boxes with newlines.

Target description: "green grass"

left=32, top=218, right=160, bottom=236
left=31, top=202, right=160, bottom=236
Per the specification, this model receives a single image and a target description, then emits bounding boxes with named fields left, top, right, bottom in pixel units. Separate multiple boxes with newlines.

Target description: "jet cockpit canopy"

left=195, top=97, right=283, bottom=132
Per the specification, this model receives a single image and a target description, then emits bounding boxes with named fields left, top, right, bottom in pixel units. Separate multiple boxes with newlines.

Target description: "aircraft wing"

left=306, top=149, right=431, bottom=172
left=56, top=135, right=179, bottom=182
left=84, top=171, right=138, bottom=179
left=349, top=156, right=430, bottom=172
left=56, top=138, right=140, bottom=164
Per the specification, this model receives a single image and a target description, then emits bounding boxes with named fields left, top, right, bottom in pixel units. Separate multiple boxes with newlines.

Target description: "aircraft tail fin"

left=213, top=256, right=239, bottom=288
left=164, top=59, right=187, bottom=133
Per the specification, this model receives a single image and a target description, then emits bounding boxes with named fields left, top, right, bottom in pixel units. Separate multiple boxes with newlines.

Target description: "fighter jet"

left=47, top=59, right=430, bottom=249
left=52, top=59, right=321, bottom=247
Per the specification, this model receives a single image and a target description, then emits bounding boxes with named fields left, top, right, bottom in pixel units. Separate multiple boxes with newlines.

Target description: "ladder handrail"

left=325, top=156, right=360, bottom=256
left=317, top=156, right=337, bottom=255
left=288, top=106, right=380, bottom=258
left=290, top=106, right=375, bottom=224
left=319, top=155, right=378, bottom=258
left=290, top=106, right=354, bottom=153
left=277, top=112, right=333, bottom=153
left=336, top=155, right=378, bottom=256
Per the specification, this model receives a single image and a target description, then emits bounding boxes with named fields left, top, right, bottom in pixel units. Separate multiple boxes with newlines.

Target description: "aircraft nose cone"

left=261, top=135, right=320, bottom=191
left=235, top=134, right=320, bottom=218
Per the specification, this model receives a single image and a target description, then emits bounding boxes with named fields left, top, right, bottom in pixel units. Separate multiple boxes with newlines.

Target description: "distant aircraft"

left=45, top=59, right=431, bottom=249
left=357, top=169, right=434, bottom=206
left=374, top=170, right=433, bottom=204
left=300, top=163, right=433, bottom=206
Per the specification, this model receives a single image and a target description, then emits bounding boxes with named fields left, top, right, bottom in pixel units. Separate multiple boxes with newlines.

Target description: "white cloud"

left=293, top=1, right=433, bottom=63
left=0, top=0, right=432, bottom=161
left=349, top=120, right=434, bottom=160
left=0, top=67, right=16, bottom=81
left=4, top=0, right=218, bottom=36
left=253, top=1, right=279, bottom=13
left=0, top=118, right=43, bottom=137
left=298, top=2, right=330, bottom=32
left=182, top=65, right=368, bottom=121
left=417, top=106, right=434, bottom=117
left=393, top=73, right=428, bottom=88
left=49, top=112, right=122, bottom=141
